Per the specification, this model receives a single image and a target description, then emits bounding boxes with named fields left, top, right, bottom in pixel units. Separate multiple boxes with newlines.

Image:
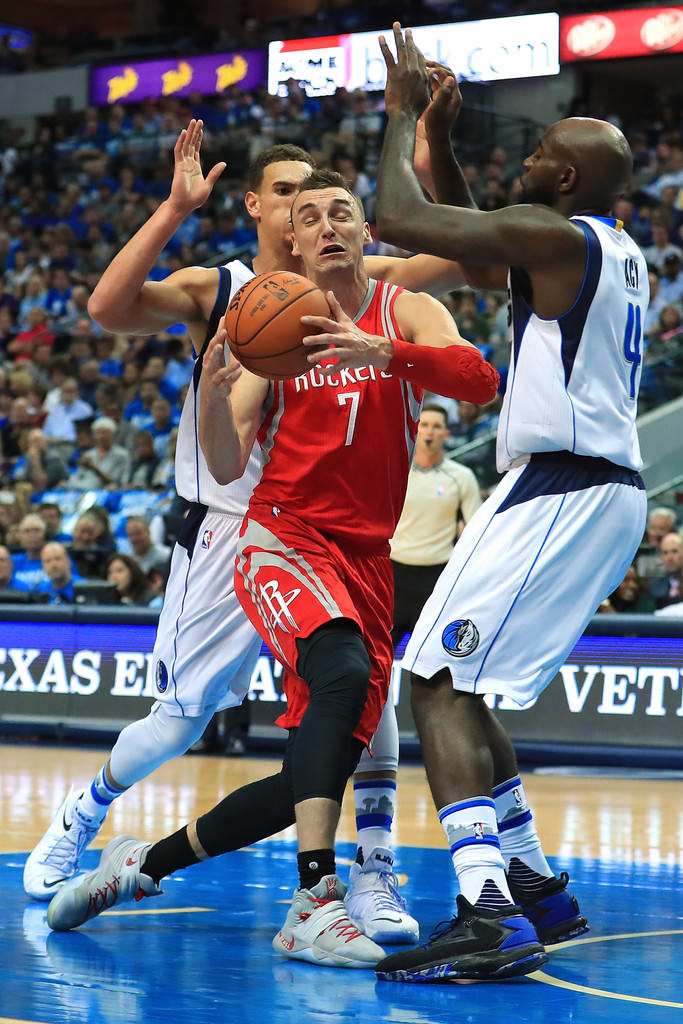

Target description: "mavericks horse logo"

left=441, top=619, right=479, bottom=657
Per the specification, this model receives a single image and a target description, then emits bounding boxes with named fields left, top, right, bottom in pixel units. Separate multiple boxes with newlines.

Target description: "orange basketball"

left=224, top=271, right=330, bottom=380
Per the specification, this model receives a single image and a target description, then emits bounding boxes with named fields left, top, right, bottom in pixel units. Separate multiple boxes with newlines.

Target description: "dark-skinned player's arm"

left=375, top=25, right=585, bottom=273
left=363, top=64, right=473, bottom=296
left=420, top=60, right=508, bottom=292
left=199, top=328, right=269, bottom=485
left=88, top=119, right=226, bottom=335
left=364, top=83, right=468, bottom=295
left=302, top=290, right=499, bottom=404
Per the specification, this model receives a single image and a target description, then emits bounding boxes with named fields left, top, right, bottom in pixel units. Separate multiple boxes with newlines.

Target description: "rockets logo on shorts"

left=259, top=579, right=301, bottom=633
left=441, top=618, right=480, bottom=657
left=201, top=529, right=213, bottom=549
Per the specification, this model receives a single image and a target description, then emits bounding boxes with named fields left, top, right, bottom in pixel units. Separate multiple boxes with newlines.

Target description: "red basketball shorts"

left=234, top=507, right=394, bottom=746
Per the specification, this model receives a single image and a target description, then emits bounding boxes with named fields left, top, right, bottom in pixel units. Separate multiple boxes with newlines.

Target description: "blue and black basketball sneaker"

left=507, top=868, right=589, bottom=945
left=375, top=893, right=548, bottom=982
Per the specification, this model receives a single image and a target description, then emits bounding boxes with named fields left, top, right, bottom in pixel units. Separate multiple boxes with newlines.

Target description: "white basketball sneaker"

left=47, top=835, right=161, bottom=932
left=273, top=874, right=385, bottom=968
left=24, top=790, right=102, bottom=901
left=345, top=847, right=419, bottom=944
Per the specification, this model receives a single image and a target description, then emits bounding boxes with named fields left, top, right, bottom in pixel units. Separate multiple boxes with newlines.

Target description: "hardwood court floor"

left=1, top=742, right=682, bottom=1024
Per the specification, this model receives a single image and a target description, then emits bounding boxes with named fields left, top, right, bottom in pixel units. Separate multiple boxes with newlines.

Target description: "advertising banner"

left=90, top=50, right=267, bottom=106
left=268, top=13, right=560, bottom=96
left=561, top=7, right=683, bottom=62
left=0, top=611, right=682, bottom=755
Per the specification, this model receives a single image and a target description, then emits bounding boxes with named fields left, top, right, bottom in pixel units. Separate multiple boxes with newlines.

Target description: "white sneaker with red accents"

left=47, top=835, right=161, bottom=932
left=273, top=874, right=385, bottom=968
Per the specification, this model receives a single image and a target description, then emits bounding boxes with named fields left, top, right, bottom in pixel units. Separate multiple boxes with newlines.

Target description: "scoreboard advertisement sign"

left=561, top=7, right=683, bottom=62
left=268, top=13, right=560, bottom=96
left=90, top=50, right=267, bottom=106
left=0, top=609, right=681, bottom=758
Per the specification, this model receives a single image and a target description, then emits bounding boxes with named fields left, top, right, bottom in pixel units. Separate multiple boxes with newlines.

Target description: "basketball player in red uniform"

left=46, top=170, right=498, bottom=968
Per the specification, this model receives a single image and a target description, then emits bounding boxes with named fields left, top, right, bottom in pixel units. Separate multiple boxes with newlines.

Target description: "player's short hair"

left=422, top=403, right=449, bottom=427
left=292, top=169, right=365, bottom=219
left=247, top=145, right=315, bottom=191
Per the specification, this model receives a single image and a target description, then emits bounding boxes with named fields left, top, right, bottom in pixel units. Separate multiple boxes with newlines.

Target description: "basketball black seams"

left=233, top=286, right=322, bottom=349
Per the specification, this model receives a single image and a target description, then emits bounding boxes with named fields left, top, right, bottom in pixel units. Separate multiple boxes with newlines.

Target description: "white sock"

left=493, top=776, right=554, bottom=887
left=439, top=796, right=513, bottom=911
left=76, top=764, right=123, bottom=822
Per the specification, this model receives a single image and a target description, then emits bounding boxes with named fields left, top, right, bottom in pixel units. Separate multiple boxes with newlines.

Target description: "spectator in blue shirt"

left=12, top=513, right=49, bottom=591
left=43, top=377, right=94, bottom=444
left=124, top=376, right=160, bottom=430
left=658, top=253, right=683, bottom=305
left=36, top=541, right=83, bottom=603
left=38, top=502, right=72, bottom=544
left=143, top=354, right=180, bottom=406
left=163, top=337, right=193, bottom=391
left=0, top=543, right=27, bottom=592
left=209, top=211, right=257, bottom=253
left=148, top=396, right=180, bottom=457
left=45, top=268, right=73, bottom=317
left=17, top=272, right=49, bottom=329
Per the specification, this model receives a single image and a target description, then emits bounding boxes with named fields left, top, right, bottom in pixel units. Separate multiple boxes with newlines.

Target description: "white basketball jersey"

left=175, top=260, right=261, bottom=511
left=497, top=215, right=649, bottom=473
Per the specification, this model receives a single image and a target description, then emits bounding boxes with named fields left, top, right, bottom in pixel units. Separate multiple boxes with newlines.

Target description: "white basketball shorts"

left=152, top=505, right=262, bottom=718
left=403, top=452, right=647, bottom=707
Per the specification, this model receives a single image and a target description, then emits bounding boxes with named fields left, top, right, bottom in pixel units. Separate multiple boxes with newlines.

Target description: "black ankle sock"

left=141, top=827, right=200, bottom=885
left=297, top=849, right=335, bottom=890
left=507, top=857, right=553, bottom=893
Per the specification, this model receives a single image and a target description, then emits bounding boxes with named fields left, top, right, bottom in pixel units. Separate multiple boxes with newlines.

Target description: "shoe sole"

left=538, top=917, right=589, bottom=945
left=376, top=947, right=549, bottom=983
left=365, top=926, right=420, bottom=945
left=275, top=936, right=381, bottom=969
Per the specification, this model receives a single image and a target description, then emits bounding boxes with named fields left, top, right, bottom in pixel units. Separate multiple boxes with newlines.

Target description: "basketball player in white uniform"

left=370, top=27, right=649, bottom=982
left=24, top=119, right=465, bottom=943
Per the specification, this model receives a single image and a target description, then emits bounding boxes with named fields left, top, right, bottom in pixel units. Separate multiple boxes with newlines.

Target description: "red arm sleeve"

left=388, top=339, right=500, bottom=404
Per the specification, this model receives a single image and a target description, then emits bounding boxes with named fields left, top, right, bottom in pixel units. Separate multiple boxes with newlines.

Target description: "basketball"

left=224, top=271, right=330, bottom=380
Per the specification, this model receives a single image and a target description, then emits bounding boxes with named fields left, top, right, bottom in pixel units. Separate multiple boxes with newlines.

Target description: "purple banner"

left=90, top=50, right=267, bottom=106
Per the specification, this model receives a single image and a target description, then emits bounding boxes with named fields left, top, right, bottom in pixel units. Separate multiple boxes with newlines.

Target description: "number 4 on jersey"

left=623, top=302, right=642, bottom=400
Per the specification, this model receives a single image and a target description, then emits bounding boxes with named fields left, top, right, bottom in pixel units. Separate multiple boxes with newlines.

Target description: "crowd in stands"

left=0, top=78, right=680, bottom=607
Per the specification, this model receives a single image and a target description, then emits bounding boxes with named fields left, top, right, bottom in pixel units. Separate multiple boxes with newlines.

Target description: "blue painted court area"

left=3, top=842, right=682, bottom=1024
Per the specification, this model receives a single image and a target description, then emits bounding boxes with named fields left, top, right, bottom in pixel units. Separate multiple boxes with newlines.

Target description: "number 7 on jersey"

left=337, top=391, right=360, bottom=446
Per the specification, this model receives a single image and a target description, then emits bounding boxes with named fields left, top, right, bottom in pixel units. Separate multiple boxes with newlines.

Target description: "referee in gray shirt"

left=390, top=404, right=481, bottom=647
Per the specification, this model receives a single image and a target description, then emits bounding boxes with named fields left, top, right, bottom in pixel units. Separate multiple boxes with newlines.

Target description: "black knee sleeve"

left=291, top=622, right=371, bottom=803
left=195, top=736, right=297, bottom=858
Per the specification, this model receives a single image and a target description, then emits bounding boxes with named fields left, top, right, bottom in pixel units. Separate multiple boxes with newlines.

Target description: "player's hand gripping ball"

left=224, top=271, right=330, bottom=380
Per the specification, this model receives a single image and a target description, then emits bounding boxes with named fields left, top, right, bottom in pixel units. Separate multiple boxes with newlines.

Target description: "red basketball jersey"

left=251, top=279, right=422, bottom=553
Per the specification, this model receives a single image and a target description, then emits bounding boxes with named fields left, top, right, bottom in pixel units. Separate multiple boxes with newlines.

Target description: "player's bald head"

left=546, top=117, right=632, bottom=211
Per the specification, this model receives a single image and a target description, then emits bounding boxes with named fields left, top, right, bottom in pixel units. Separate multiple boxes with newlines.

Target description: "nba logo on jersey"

left=473, top=822, right=485, bottom=840
left=201, top=529, right=213, bottom=549
left=442, top=619, right=479, bottom=657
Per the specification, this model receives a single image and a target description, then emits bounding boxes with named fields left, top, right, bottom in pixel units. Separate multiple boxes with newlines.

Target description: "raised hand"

left=379, top=23, right=430, bottom=121
left=202, top=328, right=242, bottom=399
left=424, top=60, right=463, bottom=139
left=301, top=291, right=393, bottom=373
left=169, top=118, right=227, bottom=216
